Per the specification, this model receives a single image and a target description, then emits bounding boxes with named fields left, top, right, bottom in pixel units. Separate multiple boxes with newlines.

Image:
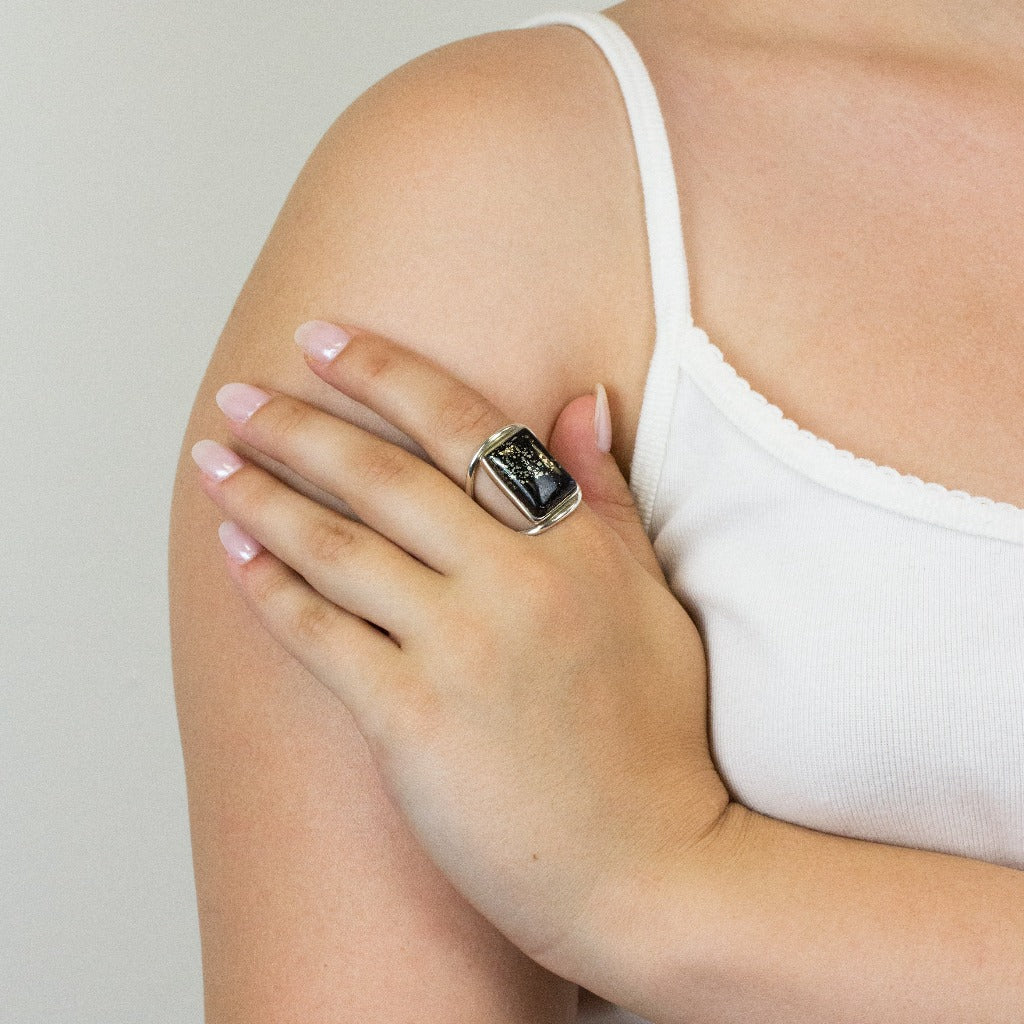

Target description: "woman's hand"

left=189, top=318, right=731, bottom=979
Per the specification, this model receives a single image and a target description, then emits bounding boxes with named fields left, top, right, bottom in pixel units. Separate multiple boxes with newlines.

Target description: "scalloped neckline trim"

left=675, top=322, right=1024, bottom=546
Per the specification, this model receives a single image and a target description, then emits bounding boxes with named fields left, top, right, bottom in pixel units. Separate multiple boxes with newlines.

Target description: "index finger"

left=293, top=319, right=577, bottom=534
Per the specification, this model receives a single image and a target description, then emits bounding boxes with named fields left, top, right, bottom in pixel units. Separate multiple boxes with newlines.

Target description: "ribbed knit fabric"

left=514, top=9, right=1024, bottom=1019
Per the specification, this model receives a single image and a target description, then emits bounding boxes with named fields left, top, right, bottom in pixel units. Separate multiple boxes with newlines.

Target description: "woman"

left=168, top=1, right=1024, bottom=1020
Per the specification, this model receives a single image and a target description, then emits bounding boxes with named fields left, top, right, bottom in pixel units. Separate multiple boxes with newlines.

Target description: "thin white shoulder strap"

left=514, top=8, right=695, bottom=337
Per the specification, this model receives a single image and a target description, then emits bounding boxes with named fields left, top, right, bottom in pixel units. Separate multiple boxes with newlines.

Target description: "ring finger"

left=190, top=439, right=443, bottom=643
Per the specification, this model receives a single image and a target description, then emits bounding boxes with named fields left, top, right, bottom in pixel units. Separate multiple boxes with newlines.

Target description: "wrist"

left=553, top=798, right=750, bottom=1017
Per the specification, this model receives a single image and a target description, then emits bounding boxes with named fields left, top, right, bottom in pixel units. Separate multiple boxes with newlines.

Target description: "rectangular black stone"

left=486, top=427, right=578, bottom=520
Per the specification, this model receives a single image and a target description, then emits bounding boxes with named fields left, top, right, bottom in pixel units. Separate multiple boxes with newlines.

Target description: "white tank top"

left=511, top=7, right=1024, bottom=992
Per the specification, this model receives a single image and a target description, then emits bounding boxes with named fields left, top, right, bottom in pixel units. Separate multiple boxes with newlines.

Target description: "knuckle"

left=352, top=442, right=411, bottom=490
left=567, top=509, right=625, bottom=565
left=304, top=516, right=360, bottom=565
left=592, top=488, right=640, bottom=531
left=248, top=563, right=292, bottom=609
left=435, top=386, right=498, bottom=443
left=267, top=396, right=313, bottom=443
left=353, top=336, right=398, bottom=384
left=291, top=597, right=334, bottom=644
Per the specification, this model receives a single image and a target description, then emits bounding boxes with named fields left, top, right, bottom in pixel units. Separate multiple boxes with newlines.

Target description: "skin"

left=168, top=24, right=651, bottom=1021
left=606, top=0, right=1024, bottom=509
left=168, top=0, right=1024, bottom=1018
left=189, top=323, right=725, bottom=969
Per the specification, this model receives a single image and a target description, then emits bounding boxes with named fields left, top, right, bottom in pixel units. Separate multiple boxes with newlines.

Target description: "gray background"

left=0, top=2, right=590, bottom=1019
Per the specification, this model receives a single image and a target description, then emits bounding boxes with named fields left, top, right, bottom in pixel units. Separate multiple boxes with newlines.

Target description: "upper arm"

left=167, top=25, right=626, bottom=1023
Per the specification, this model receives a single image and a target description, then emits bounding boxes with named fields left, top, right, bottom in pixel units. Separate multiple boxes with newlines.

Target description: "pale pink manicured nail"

left=218, top=520, right=261, bottom=563
left=594, top=382, right=612, bottom=453
left=294, top=319, right=352, bottom=362
left=191, top=439, right=244, bottom=481
left=215, top=382, right=271, bottom=422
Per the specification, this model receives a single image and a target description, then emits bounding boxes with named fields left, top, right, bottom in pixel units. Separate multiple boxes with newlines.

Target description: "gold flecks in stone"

left=492, top=433, right=559, bottom=481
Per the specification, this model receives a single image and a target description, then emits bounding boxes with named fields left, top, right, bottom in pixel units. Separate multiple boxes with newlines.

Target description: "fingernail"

left=191, top=439, right=244, bottom=481
left=594, top=382, right=612, bottom=453
left=215, top=382, right=271, bottom=422
left=294, top=319, right=351, bottom=363
left=218, top=520, right=261, bottom=563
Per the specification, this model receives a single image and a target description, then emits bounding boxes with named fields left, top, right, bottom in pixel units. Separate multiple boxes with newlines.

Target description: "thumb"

left=546, top=383, right=664, bottom=581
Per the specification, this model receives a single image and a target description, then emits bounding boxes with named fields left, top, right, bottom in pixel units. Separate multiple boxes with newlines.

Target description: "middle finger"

left=191, top=438, right=442, bottom=642
left=214, top=384, right=514, bottom=574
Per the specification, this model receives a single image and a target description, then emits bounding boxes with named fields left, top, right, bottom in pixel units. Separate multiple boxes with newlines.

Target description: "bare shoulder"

left=210, top=22, right=650, bottom=458
left=168, top=20, right=650, bottom=1023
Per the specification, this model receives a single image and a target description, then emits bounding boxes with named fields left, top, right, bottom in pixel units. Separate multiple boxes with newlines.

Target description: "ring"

left=465, top=423, right=582, bottom=535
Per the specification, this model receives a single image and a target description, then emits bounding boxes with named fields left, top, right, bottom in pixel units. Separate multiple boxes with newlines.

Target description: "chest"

left=617, top=43, right=1024, bottom=510
left=646, top=369, right=1024, bottom=870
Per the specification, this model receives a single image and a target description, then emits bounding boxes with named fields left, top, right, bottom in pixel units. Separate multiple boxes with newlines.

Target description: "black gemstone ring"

left=464, top=423, right=582, bottom=535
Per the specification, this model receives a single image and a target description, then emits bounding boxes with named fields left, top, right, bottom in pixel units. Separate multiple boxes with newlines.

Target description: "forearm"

left=581, top=803, right=1024, bottom=1023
